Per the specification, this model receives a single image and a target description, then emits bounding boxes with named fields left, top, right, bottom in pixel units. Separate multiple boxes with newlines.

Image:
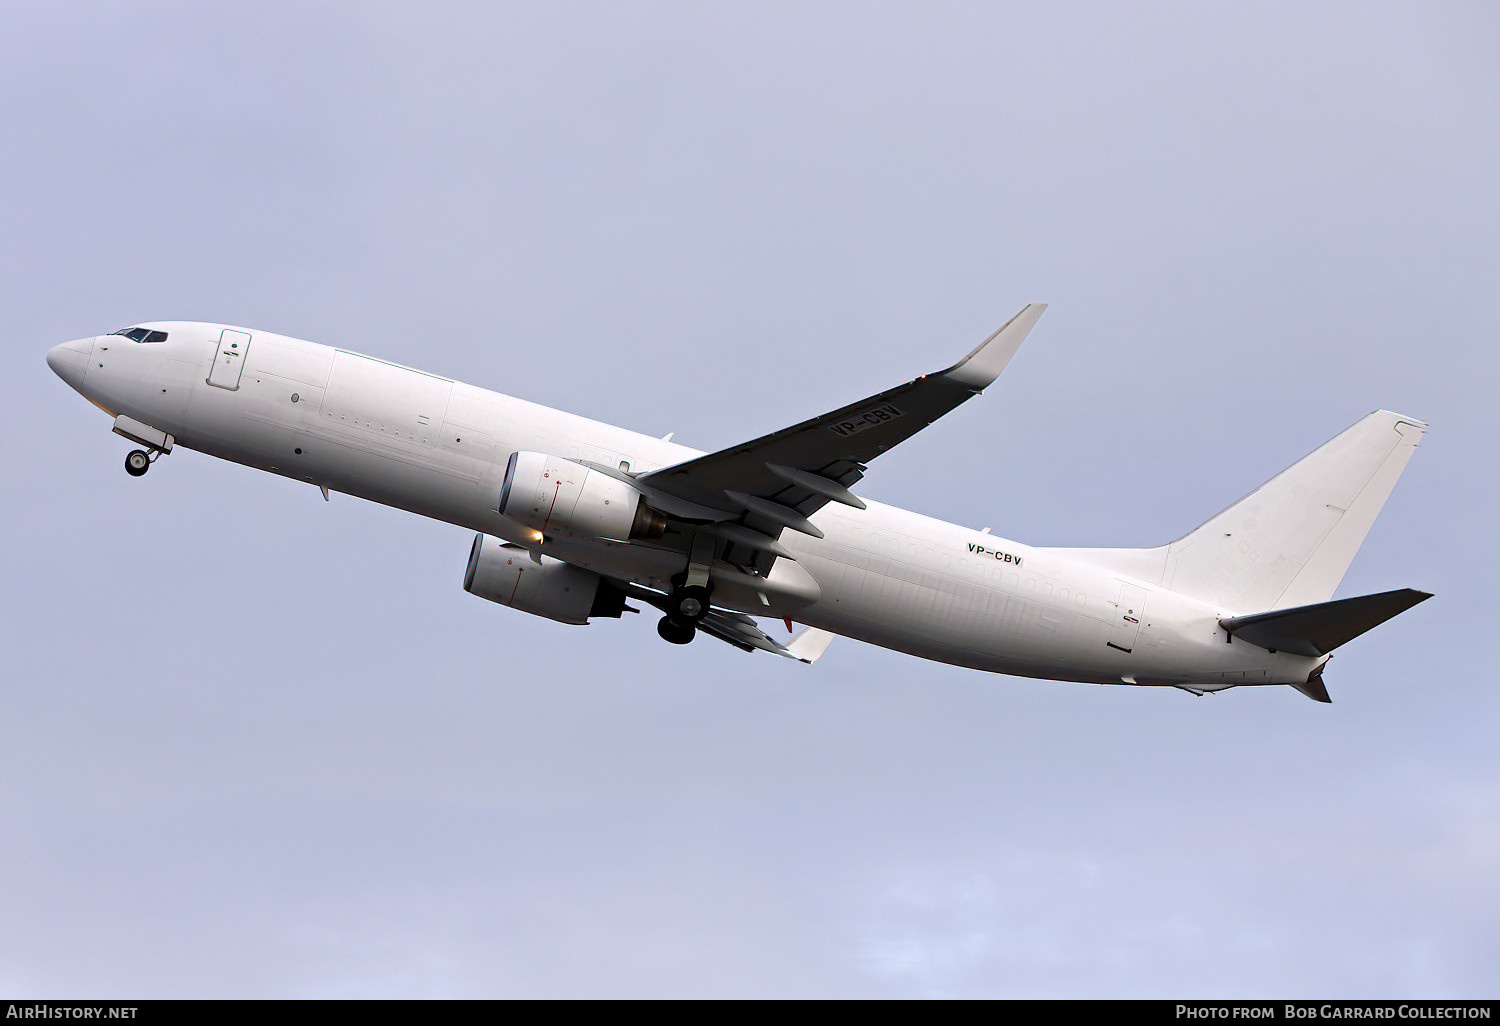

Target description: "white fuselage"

left=50, top=322, right=1324, bottom=690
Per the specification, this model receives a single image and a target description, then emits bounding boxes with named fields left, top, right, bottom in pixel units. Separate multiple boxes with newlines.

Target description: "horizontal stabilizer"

left=1221, top=588, right=1431, bottom=657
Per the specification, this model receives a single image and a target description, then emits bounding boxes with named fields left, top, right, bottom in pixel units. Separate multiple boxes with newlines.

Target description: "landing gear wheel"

left=124, top=450, right=150, bottom=477
left=657, top=616, right=696, bottom=645
left=666, top=585, right=712, bottom=624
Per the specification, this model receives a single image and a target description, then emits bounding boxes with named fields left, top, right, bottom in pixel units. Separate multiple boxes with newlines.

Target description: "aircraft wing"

left=636, top=304, right=1045, bottom=559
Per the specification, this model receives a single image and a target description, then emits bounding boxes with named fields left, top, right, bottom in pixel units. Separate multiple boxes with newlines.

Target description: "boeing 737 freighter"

left=46, top=306, right=1429, bottom=701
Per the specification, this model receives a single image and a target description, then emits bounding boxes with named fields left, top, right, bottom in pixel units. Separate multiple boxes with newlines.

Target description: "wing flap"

left=785, top=626, right=835, bottom=663
left=697, top=609, right=829, bottom=663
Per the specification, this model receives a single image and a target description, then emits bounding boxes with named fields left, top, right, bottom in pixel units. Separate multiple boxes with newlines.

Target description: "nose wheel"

left=124, top=450, right=152, bottom=477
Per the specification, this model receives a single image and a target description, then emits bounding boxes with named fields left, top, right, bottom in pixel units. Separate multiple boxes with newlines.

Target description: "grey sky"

left=3, top=1, right=1497, bottom=997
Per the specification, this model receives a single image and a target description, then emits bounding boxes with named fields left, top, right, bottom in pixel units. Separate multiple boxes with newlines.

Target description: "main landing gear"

left=657, top=584, right=712, bottom=645
left=657, top=534, right=717, bottom=646
left=124, top=449, right=156, bottom=477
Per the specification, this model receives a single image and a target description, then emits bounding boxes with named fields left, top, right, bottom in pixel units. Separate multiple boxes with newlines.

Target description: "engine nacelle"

left=498, top=451, right=664, bottom=541
left=463, top=533, right=627, bottom=624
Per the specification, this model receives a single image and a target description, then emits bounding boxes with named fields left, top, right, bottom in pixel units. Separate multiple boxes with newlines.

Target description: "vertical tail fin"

left=1164, top=410, right=1426, bottom=612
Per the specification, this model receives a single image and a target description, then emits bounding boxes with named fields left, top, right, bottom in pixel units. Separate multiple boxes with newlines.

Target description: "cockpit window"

left=110, top=327, right=168, bottom=343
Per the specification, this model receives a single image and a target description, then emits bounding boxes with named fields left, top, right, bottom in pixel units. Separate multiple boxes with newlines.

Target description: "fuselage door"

left=1108, top=582, right=1147, bottom=653
left=207, top=329, right=252, bottom=390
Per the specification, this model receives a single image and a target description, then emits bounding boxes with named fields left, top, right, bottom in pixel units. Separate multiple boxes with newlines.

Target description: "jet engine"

left=498, top=451, right=665, bottom=541
left=463, top=533, right=627, bottom=624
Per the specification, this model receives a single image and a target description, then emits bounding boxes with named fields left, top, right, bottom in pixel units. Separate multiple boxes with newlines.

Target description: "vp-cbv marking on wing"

left=827, top=403, right=905, bottom=438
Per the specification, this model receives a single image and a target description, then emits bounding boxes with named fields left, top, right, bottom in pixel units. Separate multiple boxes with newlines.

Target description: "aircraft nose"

left=47, top=337, right=94, bottom=392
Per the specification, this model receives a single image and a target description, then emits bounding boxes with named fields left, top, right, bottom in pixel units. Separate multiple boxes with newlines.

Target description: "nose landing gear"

left=113, top=416, right=173, bottom=478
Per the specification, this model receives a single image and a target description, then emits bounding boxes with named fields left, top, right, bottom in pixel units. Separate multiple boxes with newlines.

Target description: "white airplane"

left=46, top=306, right=1430, bottom=701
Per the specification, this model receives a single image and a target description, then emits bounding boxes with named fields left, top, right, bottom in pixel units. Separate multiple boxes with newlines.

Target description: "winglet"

left=786, top=627, right=835, bottom=664
left=941, top=303, right=1047, bottom=391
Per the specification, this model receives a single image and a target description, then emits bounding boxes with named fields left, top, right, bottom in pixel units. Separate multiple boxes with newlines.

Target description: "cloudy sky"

left=3, top=1, right=1496, bottom=998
